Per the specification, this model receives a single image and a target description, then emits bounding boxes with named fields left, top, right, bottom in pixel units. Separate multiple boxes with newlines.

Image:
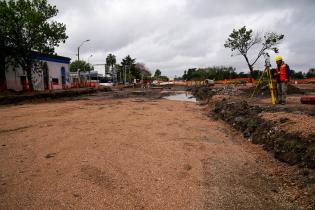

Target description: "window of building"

left=52, top=78, right=59, bottom=85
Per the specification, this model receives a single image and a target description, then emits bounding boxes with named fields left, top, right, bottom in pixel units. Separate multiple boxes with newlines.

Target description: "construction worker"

left=275, top=55, right=291, bottom=104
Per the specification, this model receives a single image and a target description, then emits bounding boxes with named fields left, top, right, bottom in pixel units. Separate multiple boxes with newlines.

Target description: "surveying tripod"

left=251, top=54, right=277, bottom=105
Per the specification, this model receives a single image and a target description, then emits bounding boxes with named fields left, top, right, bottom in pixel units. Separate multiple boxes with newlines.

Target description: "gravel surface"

left=0, top=96, right=307, bottom=209
left=260, top=111, right=315, bottom=138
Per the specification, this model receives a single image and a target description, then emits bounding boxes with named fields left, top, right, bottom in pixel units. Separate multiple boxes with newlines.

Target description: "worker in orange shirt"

left=275, top=55, right=291, bottom=105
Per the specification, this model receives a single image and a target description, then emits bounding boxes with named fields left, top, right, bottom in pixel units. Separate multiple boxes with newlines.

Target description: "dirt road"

left=0, top=95, right=302, bottom=209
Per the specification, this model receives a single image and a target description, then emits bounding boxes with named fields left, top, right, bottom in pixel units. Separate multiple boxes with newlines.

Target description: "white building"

left=5, top=52, right=71, bottom=91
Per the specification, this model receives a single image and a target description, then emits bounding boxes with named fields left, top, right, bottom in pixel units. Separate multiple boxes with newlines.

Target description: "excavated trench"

left=191, top=86, right=315, bottom=168
left=212, top=99, right=315, bottom=168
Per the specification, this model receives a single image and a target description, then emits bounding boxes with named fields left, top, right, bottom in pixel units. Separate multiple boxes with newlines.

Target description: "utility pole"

left=77, top=39, right=90, bottom=83
left=77, top=39, right=90, bottom=62
left=87, top=54, right=93, bottom=84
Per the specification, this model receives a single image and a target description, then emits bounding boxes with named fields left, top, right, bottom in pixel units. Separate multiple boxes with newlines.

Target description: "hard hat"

left=275, top=55, right=283, bottom=62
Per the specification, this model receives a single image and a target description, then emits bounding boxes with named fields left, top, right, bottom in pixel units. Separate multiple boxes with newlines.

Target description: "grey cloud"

left=50, top=0, right=315, bottom=77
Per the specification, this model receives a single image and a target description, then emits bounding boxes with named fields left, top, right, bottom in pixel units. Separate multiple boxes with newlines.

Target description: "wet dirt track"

left=0, top=96, right=302, bottom=209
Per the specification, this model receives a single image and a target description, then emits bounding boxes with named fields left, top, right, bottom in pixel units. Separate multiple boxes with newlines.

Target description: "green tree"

left=154, top=69, right=161, bottom=79
left=182, top=70, right=187, bottom=80
left=291, top=70, right=305, bottom=80
left=135, top=63, right=151, bottom=78
left=306, top=68, right=315, bottom=78
left=238, top=72, right=247, bottom=78
left=191, top=70, right=208, bottom=80
left=224, top=26, right=284, bottom=78
left=105, top=53, right=116, bottom=78
left=0, top=0, right=67, bottom=91
left=251, top=70, right=262, bottom=80
left=159, top=75, right=169, bottom=82
left=0, top=1, right=11, bottom=89
left=182, top=66, right=238, bottom=81
left=121, top=55, right=137, bottom=82
left=121, top=55, right=136, bottom=68
left=186, top=68, right=196, bottom=80
left=70, top=60, right=93, bottom=73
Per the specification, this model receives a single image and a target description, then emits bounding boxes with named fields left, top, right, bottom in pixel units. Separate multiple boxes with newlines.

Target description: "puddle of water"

left=163, top=93, right=196, bottom=102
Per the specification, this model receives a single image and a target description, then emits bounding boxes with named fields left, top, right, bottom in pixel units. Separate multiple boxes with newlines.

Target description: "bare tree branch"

left=224, top=26, right=284, bottom=78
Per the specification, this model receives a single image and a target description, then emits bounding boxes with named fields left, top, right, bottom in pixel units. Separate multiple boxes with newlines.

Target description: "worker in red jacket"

left=275, top=55, right=291, bottom=105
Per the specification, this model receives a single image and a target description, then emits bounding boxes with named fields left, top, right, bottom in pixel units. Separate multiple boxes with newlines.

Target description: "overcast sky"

left=50, top=0, right=315, bottom=77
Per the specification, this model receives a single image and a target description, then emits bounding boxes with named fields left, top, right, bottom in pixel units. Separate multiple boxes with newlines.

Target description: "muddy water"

left=163, top=92, right=196, bottom=102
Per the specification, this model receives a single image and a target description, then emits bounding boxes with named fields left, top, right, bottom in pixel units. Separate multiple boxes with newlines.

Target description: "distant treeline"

left=290, top=68, right=315, bottom=79
left=180, top=66, right=315, bottom=81
left=181, top=66, right=248, bottom=81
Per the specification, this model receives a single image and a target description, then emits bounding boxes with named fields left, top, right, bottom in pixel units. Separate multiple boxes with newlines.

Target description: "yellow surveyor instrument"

left=251, top=54, right=277, bottom=104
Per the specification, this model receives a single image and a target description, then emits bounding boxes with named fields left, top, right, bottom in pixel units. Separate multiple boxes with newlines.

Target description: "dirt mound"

left=212, top=99, right=315, bottom=168
left=287, top=84, right=305, bottom=94
left=260, top=112, right=315, bottom=137
left=191, top=86, right=215, bottom=100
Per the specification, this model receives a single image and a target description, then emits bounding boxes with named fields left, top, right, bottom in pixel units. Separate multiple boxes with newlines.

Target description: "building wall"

left=5, top=65, right=26, bottom=91
left=5, top=60, right=70, bottom=91
left=45, top=61, right=71, bottom=90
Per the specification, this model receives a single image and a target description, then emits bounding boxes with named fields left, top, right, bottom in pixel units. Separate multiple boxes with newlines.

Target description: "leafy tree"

left=70, top=60, right=93, bottom=73
left=135, top=63, right=151, bottom=77
left=0, top=1, right=11, bottom=89
left=105, top=53, right=116, bottom=77
left=182, top=70, right=187, bottom=80
left=0, top=0, right=67, bottom=91
left=191, top=70, right=208, bottom=80
left=224, top=26, right=284, bottom=78
left=159, top=75, right=169, bottom=82
left=118, top=55, right=138, bottom=83
left=114, top=64, right=122, bottom=83
left=154, top=69, right=162, bottom=78
left=122, top=55, right=136, bottom=81
left=290, top=70, right=304, bottom=80
left=238, top=72, right=247, bottom=78
left=306, top=68, right=315, bottom=78
left=184, top=68, right=196, bottom=80
left=121, top=55, right=136, bottom=67
left=251, top=70, right=262, bottom=80
left=182, top=66, right=238, bottom=81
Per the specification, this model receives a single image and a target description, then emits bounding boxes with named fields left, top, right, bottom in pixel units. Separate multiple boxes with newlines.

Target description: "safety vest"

left=276, top=63, right=287, bottom=82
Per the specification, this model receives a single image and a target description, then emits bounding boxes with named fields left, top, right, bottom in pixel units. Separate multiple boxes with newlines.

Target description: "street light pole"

left=77, top=39, right=90, bottom=84
left=87, top=54, right=93, bottom=84
left=77, top=39, right=90, bottom=62
left=87, top=54, right=93, bottom=66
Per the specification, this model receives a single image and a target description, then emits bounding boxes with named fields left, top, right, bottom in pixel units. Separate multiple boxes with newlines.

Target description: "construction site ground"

left=0, top=85, right=315, bottom=209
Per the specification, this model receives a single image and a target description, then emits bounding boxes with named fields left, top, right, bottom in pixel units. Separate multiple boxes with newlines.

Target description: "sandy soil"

left=0, top=95, right=308, bottom=209
left=260, top=112, right=315, bottom=138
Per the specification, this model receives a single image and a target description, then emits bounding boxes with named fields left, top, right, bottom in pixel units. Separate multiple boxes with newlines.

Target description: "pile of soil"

left=260, top=112, right=315, bottom=137
left=287, top=84, right=306, bottom=94
left=191, top=86, right=215, bottom=101
left=212, top=99, right=315, bottom=168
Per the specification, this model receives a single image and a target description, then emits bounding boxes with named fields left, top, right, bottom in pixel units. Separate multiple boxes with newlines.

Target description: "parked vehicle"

left=204, top=79, right=215, bottom=86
